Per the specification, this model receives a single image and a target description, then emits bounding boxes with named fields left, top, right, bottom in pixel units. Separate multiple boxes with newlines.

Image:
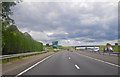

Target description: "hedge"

left=2, top=25, right=43, bottom=55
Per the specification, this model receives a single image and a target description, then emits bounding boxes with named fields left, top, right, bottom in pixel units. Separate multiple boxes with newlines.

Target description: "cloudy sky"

left=11, top=0, right=119, bottom=46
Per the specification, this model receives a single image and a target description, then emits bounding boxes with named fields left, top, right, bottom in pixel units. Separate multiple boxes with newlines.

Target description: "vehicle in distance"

left=67, top=49, right=69, bottom=51
left=104, top=47, right=113, bottom=52
left=93, top=48, right=99, bottom=52
left=67, top=49, right=73, bottom=52
left=70, top=50, right=73, bottom=52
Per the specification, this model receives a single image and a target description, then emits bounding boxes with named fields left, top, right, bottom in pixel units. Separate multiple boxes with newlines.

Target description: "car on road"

left=70, top=50, right=73, bottom=52
left=67, top=49, right=69, bottom=51
left=93, top=48, right=99, bottom=52
left=104, top=47, right=113, bottom=52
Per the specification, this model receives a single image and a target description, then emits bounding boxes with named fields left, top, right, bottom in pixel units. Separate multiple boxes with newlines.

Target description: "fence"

left=0, top=51, right=47, bottom=59
left=85, top=50, right=120, bottom=57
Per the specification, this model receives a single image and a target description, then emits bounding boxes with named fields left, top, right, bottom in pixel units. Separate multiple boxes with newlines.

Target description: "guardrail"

left=83, top=50, right=120, bottom=57
left=0, top=51, right=47, bottom=59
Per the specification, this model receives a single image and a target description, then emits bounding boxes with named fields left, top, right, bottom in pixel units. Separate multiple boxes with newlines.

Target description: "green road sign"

left=52, top=41, right=58, bottom=49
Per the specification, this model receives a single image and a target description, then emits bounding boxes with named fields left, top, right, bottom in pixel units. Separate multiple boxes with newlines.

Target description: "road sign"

left=52, top=41, right=58, bottom=49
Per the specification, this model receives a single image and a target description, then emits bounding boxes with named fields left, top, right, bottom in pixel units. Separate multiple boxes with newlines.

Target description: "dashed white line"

left=69, top=57, right=71, bottom=59
left=75, top=64, right=80, bottom=70
left=15, top=54, right=53, bottom=77
left=76, top=52, right=120, bottom=67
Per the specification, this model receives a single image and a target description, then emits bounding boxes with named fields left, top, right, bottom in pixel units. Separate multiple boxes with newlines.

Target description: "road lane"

left=22, top=51, right=78, bottom=75
left=3, top=52, right=54, bottom=75
left=76, top=50, right=118, bottom=65
left=69, top=51, right=118, bottom=75
left=17, top=50, right=118, bottom=75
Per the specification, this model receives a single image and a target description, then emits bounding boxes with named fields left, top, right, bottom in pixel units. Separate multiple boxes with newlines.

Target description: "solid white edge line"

left=75, top=64, right=80, bottom=70
left=76, top=52, right=120, bottom=68
left=15, top=54, right=53, bottom=77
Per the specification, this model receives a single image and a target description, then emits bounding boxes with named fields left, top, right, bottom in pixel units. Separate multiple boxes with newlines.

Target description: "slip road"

left=16, top=50, right=118, bottom=76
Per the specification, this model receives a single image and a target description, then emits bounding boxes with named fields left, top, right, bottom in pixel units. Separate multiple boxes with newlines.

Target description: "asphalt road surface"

left=16, top=50, right=118, bottom=76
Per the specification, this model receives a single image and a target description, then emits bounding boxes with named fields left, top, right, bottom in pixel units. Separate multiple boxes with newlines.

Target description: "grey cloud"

left=11, top=2, right=118, bottom=45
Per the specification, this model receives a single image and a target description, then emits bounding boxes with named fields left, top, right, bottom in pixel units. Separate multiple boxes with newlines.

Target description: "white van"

left=93, top=47, right=99, bottom=52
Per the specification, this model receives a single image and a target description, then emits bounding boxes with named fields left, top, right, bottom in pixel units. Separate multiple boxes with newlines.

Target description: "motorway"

left=15, top=50, right=118, bottom=76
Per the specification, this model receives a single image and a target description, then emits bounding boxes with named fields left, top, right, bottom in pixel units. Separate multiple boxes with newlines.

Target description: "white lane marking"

left=15, top=54, right=53, bottom=77
left=75, top=64, right=80, bottom=70
left=69, top=57, right=71, bottom=59
left=76, top=52, right=120, bottom=67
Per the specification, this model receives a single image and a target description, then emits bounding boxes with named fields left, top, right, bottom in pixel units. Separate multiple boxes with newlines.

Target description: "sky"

left=11, top=0, right=119, bottom=46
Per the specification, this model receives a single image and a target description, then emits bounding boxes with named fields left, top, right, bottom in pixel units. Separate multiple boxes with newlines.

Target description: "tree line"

left=2, top=25, right=43, bottom=55
left=1, top=2, right=43, bottom=55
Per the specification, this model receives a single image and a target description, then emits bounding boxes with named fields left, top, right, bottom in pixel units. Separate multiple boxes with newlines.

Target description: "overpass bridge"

left=75, top=45, right=101, bottom=50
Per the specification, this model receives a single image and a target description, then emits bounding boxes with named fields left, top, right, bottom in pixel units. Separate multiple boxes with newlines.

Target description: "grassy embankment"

left=59, top=46, right=74, bottom=50
left=44, top=46, right=74, bottom=52
left=45, top=46, right=60, bottom=52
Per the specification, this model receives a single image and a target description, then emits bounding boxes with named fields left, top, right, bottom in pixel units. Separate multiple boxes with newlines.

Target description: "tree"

left=7, top=25, right=19, bottom=32
left=1, top=0, right=22, bottom=27
left=1, top=1, right=23, bottom=54
left=2, top=2, right=16, bottom=27
left=115, top=43, right=118, bottom=45
left=46, top=43, right=49, bottom=47
left=106, top=43, right=111, bottom=46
